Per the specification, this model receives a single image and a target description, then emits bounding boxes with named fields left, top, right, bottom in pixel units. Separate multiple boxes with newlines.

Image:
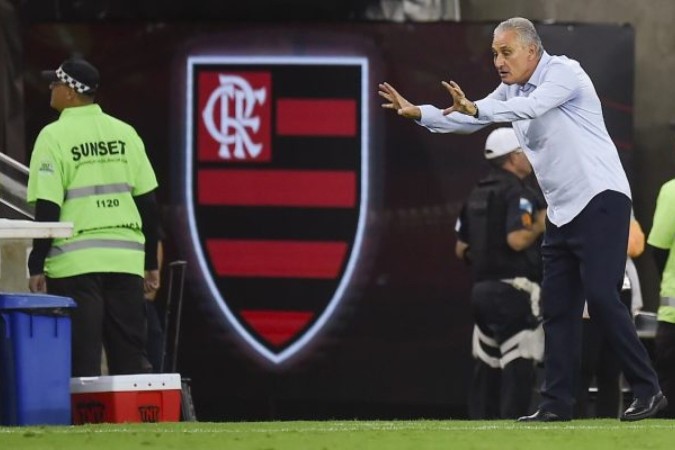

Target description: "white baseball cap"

left=484, top=127, right=521, bottom=159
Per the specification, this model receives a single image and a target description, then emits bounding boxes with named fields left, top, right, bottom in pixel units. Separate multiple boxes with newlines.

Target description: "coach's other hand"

left=441, top=80, right=478, bottom=117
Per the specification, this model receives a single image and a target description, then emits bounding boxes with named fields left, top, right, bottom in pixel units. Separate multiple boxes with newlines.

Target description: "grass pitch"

left=1, top=419, right=674, bottom=449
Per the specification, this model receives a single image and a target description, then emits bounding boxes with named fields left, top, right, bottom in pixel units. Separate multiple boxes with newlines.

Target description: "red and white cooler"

left=70, top=373, right=182, bottom=424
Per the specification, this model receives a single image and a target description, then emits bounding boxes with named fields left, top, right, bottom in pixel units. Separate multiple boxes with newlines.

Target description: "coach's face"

left=492, top=29, right=539, bottom=85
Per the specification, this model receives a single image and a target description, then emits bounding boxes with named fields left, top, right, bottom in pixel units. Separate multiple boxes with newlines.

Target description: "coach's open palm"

left=378, top=82, right=421, bottom=120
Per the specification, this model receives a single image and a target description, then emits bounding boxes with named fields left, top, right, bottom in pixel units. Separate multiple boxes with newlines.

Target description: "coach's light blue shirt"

left=418, top=51, right=631, bottom=226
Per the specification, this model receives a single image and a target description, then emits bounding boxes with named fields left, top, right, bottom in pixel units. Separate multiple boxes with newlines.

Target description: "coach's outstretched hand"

left=378, top=82, right=421, bottom=120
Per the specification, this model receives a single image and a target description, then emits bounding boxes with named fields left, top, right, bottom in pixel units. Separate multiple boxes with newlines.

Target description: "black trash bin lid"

left=0, top=293, right=76, bottom=310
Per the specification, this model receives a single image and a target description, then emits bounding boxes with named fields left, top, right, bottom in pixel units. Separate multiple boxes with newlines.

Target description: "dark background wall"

left=4, top=0, right=668, bottom=421
left=11, top=0, right=674, bottom=310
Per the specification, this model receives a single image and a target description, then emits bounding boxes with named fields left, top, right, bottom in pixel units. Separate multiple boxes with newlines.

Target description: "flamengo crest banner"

left=185, top=56, right=369, bottom=363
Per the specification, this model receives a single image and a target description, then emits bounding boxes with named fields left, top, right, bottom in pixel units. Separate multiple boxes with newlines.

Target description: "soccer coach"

left=378, top=17, right=666, bottom=422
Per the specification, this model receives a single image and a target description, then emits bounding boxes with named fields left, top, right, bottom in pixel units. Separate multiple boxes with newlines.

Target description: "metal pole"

left=168, top=260, right=187, bottom=373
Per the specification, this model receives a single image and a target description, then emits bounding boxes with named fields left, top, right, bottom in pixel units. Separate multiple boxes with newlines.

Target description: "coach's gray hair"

left=495, top=17, right=544, bottom=57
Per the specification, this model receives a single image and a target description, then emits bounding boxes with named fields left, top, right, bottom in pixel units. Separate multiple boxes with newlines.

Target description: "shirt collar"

left=59, top=103, right=102, bottom=118
left=521, top=51, right=551, bottom=90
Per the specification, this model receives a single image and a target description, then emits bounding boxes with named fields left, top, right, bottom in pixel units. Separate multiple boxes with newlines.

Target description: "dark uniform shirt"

left=456, top=168, right=544, bottom=282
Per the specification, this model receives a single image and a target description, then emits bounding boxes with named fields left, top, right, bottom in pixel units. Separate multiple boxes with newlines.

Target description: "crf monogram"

left=202, top=75, right=266, bottom=160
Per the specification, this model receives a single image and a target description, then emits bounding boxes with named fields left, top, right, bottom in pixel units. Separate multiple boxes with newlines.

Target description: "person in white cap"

left=380, top=16, right=666, bottom=422
left=455, top=126, right=546, bottom=419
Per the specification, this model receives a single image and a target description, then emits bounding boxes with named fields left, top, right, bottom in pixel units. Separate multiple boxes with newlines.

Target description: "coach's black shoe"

left=620, top=391, right=668, bottom=421
left=517, top=410, right=569, bottom=422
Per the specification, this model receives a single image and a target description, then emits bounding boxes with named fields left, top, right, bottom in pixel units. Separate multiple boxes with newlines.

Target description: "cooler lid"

left=0, top=293, right=76, bottom=310
left=70, top=373, right=182, bottom=393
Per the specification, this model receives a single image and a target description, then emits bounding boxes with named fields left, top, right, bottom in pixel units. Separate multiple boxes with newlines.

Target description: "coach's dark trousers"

left=538, top=189, right=659, bottom=419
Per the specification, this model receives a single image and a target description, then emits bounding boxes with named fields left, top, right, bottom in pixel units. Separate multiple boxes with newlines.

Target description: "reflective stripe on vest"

left=48, top=239, right=144, bottom=257
left=65, top=182, right=133, bottom=200
left=662, top=297, right=675, bottom=307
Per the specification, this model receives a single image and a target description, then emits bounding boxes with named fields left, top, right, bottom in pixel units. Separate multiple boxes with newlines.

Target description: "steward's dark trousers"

left=469, top=280, right=537, bottom=419
left=48, top=273, right=151, bottom=377
left=655, top=321, right=675, bottom=418
left=539, top=190, right=659, bottom=419
left=469, top=357, right=536, bottom=419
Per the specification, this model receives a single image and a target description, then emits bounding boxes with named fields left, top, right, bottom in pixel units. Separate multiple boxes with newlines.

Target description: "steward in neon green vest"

left=27, top=57, right=159, bottom=377
left=27, top=98, right=157, bottom=278
left=648, top=179, right=675, bottom=325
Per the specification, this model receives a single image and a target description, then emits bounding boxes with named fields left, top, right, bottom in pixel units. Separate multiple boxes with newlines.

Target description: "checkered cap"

left=42, top=58, right=99, bottom=94
left=55, top=66, right=93, bottom=93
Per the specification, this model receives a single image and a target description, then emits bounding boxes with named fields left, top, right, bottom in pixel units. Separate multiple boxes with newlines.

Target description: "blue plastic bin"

left=0, top=293, right=76, bottom=426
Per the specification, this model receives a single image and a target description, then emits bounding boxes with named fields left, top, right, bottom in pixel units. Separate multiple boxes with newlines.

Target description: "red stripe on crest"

left=207, top=239, right=347, bottom=278
left=276, top=99, right=357, bottom=136
left=198, top=169, right=356, bottom=207
left=240, top=310, right=314, bottom=347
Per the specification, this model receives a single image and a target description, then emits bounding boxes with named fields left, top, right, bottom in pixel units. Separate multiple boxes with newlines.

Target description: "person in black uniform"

left=456, top=127, right=546, bottom=419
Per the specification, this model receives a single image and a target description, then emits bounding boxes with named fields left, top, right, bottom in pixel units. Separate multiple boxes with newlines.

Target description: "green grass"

left=1, top=419, right=674, bottom=450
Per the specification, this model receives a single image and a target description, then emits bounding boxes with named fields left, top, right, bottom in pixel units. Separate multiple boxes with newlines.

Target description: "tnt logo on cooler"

left=197, top=72, right=271, bottom=162
left=138, top=405, right=161, bottom=423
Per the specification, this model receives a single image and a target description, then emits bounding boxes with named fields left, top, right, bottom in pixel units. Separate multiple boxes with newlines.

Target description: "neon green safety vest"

left=647, top=179, right=675, bottom=324
left=27, top=104, right=158, bottom=278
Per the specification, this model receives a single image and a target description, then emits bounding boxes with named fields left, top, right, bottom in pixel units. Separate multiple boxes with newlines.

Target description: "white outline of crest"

left=185, top=55, right=369, bottom=364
